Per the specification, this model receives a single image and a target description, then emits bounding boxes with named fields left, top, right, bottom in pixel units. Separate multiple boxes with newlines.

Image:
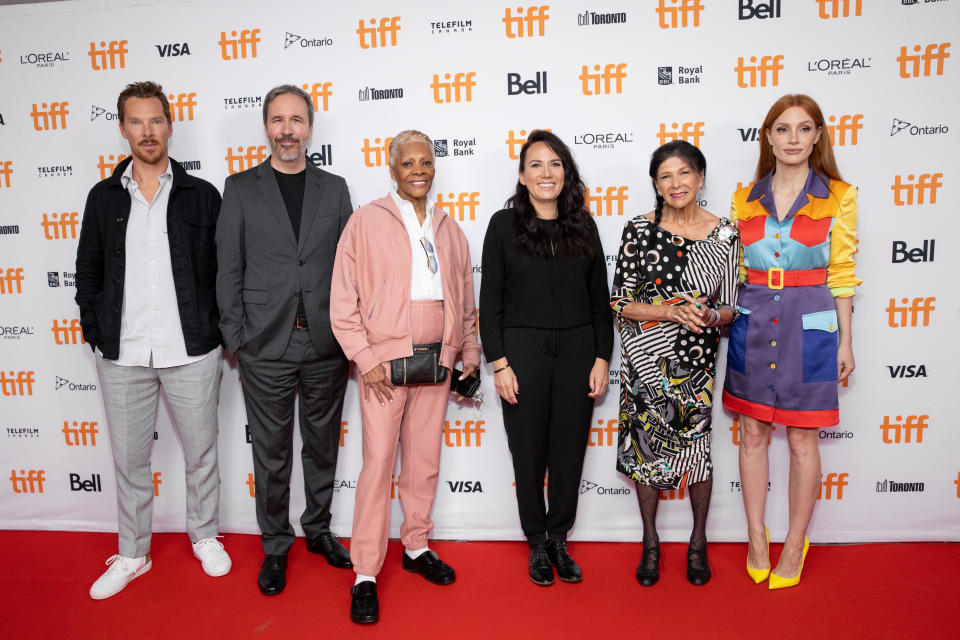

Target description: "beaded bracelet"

left=705, top=308, right=722, bottom=327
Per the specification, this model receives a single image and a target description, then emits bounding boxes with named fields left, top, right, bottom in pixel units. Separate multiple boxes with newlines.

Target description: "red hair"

left=755, top=94, right=842, bottom=182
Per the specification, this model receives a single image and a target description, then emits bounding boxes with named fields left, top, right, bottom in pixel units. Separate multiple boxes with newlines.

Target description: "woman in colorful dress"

left=722, top=94, right=860, bottom=589
left=611, top=140, right=739, bottom=587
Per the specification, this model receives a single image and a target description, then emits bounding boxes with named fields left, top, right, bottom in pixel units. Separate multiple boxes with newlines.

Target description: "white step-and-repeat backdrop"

left=1, top=0, right=958, bottom=543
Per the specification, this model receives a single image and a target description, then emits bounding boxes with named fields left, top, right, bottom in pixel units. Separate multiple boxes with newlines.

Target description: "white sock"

left=354, top=574, right=376, bottom=586
left=405, top=546, right=429, bottom=559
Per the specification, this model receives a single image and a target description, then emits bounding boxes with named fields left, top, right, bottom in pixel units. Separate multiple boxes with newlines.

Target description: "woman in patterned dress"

left=723, top=94, right=860, bottom=589
left=610, top=141, right=739, bottom=586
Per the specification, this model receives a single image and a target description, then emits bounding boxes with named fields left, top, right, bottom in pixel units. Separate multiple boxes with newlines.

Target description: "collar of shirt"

left=748, top=166, right=830, bottom=220
left=390, top=190, right=433, bottom=231
left=121, top=159, right=173, bottom=193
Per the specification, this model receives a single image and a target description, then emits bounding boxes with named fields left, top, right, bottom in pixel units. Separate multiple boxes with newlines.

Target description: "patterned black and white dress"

left=610, top=215, right=739, bottom=489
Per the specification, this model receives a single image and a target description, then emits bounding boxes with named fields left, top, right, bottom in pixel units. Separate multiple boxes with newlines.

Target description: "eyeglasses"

left=420, top=237, right=438, bottom=273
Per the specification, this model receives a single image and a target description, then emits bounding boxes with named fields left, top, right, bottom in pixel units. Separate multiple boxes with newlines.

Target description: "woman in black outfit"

left=479, top=130, right=613, bottom=586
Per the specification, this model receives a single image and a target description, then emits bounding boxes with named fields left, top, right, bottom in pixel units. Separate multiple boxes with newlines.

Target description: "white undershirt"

left=390, top=191, right=443, bottom=301
left=115, top=161, right=204, bottom=368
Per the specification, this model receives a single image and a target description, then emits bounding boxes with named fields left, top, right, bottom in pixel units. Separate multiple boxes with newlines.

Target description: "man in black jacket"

left=75, top=81, right=231, bottom=600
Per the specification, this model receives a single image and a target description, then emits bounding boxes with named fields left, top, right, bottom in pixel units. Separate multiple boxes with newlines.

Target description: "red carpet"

left=3, top=531, right=958, bottom=639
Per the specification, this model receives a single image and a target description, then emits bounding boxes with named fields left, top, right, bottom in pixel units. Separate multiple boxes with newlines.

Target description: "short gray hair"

left=262, top=84, right=314, bottom=127
left=388, top=130, right=434, bottom=167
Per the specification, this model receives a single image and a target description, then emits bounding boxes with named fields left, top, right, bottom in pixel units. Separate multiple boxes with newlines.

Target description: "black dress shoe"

left=528, top=543, right=555, bottom=586
left=636, top=544, right=660, bottom=587
left=306, top=531, right=353, bottom=569
left=687, top=546, right=711, bottom=586
left=545, top=539, right=582, bottom=583
left=257, top=554, right=287, bottom=595
left=402, top=550, right=456, bottom=585
left=350, top=581, right=379, bottom=624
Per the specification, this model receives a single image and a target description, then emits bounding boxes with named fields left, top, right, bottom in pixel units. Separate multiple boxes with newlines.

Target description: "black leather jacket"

left=74, top=157, right=222, bottom=359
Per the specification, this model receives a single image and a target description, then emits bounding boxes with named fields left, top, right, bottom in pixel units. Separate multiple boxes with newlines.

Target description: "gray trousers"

left=238, top=329, right=348, bottom=555
left=95, top=347, right=222, bottom=557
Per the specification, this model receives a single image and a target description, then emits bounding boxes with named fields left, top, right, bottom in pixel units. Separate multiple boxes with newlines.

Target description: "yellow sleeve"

left=730, top=194, right=747, bottom=282
left=827, top=184, right=862, bottom=297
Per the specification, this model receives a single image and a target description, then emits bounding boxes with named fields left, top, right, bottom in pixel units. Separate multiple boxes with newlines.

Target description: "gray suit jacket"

left=216, top=158, right=353, bottom=360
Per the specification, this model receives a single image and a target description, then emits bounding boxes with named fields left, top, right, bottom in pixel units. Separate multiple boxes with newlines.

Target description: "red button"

left=772, top=318, right=778, bottom=324
left=774, top=252, right=780, bottom=257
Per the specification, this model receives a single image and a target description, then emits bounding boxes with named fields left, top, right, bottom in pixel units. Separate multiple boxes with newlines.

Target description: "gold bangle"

left=494, top=364, right=510, bottom=373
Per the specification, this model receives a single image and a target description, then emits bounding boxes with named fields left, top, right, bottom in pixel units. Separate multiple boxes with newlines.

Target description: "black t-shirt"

left=478, top=208, right=613, bottom=363
left=274, top=168, right=306, bottom=241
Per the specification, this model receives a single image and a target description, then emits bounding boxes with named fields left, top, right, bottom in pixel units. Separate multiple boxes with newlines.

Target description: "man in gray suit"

left=216, top=85, right=353, bottom=595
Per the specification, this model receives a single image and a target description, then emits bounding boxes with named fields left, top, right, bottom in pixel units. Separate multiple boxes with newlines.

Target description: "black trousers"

left=501, top=325, right=596, bottom=546
left=238, top=329, right=348, bottom=555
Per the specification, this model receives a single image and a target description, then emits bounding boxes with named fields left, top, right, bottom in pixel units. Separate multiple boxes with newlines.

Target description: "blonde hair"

left=388, top=130, right=433, bottom=167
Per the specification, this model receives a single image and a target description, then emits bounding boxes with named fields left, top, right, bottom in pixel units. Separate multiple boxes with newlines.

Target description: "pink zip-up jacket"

left=330, top=195, right=481, bottom=376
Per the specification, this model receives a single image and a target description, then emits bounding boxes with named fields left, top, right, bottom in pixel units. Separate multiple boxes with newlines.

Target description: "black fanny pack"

left=390, top=342, right=448, bottom=385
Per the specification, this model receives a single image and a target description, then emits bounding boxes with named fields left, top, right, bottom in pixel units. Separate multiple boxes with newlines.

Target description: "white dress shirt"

left=114, top=161, right=205, bottom=368
left=390, top=191, right=444, bottom=301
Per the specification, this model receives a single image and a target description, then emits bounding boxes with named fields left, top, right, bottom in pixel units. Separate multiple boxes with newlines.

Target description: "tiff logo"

left=886, top=297, right=935, bottom=328
left=729, top=417, right=776, bottom=446
left=340, top=421, right=348, bottom=447
left=587, top=418, right=618, bottom=446
left=0, top=268, right=25, bottom=294
left=657, top=0, right=704, bottom=29
left=580, top=63, right=627, bottom=95
left=51, top=318, right=85, bottom=345
left=219, top=29, right=260, bottom=60
left=153, top=472, right=162, bottom=496
left=880, top=414, right=929, bottom=443
left=361, top=137, right=394, bottom=167
left=225, top=146, right=267, bottom=174
left=505, top=128, right=552, bottom=160
left=62, top=420, right=98, bottom=446
left=31, top=102, right=69, bottom=130
left=0, top=370, right=35, bottom=396
left=657, top=121, right=705, bottom=147
left=503, top=6, right=550, bottom=38
left=357, top=17, right=401, bottom=49
left=660, top=487, right=686, bottom=500
left=435, top=192, right=480, bottom=221
left=817, top=0, right=861, bottom=19
left=0, top=161, right=11, bottom=188
left=586, top=186, right=629, bottom=216
left=97, top=154, right=131, bottom=180
left=246, top=473, right=256, bottom=497
left=168, top=92, right=197, bottom=122
left=431, top=72, right=477, bottom=103
left=302, top=83, right=333, bottom=112
left=88, top=40, right=128, bottom=70
left=891, top=173, right=942, bottom=205
left=898, top=43, right=951, bottom=78
left=10, top=469, right=46, bottom=493
left=819, top=472, right=849, bottom=499
left=826, top=114, right=863, bottom=146
left=443, top=420, right=485, bottom=447
left=735, top=55, right=784, bottom=87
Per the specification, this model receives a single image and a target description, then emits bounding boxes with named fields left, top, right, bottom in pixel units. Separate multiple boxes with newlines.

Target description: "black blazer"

left=74, top=157, right=223, bottom=360
left=215, top=158, right=353, bottom=359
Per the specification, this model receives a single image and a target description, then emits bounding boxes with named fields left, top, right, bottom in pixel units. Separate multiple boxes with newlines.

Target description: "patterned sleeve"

left=729, top=194, right=747, bottom=282
left=716, top=220, right=740, bottom=310
left=610, top=217, right=642, bottom=318
left=827, top=184, right=862, bottom=297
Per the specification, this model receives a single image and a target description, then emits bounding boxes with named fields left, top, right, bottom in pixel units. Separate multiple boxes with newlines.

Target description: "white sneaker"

left=89, top=554, right=151, bottom=600
left=192, top=537, right=232, bottom=577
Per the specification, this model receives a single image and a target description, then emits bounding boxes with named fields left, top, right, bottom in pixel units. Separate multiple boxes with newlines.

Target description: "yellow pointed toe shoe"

left=769, top=537, right=809, bottom=590
left=746, top=525, right=770, bottom=584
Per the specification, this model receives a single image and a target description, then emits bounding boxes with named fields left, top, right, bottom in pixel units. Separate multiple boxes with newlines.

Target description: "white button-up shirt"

left=391, top=191, right=444, bottom=301
left=115, top=161, right=205, bottom=368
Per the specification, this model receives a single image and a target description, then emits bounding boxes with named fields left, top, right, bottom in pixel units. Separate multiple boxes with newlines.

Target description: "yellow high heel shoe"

left=746, top=525, right=770, bottom=584
left=769, top=537, right=809, bottom=590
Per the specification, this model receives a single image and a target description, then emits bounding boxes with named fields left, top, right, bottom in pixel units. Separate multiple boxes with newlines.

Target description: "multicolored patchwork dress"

left=722, top=168, right=861, bottom=428
left=611, top=215, right=739, bottom=489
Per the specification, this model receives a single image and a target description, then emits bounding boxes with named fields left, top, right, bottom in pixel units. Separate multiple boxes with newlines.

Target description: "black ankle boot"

left=636, top=544, right=660, bottom=586
left=545, top=539, right=582, bottom=583
left=687, top=546, right=711, bottom=586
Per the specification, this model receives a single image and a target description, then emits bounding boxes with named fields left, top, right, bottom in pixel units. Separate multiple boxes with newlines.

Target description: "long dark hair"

left=505, top=130, right=598, bottom=259
left=643, top=140, right=706, bottom=249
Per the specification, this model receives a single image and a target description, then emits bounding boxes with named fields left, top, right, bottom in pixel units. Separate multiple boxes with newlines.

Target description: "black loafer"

left=306, top=531, right=353, bottom=569
left=687, top=546, right=711, bottom=586
left=636, top=544, right=660, bottom=587
left=545, top=539, right=582, bottom=583
left=257, top=554, right=287, bottom=595
left=402, top=550, right=456, bottom=585
left=350, top=581, right=379, bottom=624
left=528, top=543, right=555, bottom=586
